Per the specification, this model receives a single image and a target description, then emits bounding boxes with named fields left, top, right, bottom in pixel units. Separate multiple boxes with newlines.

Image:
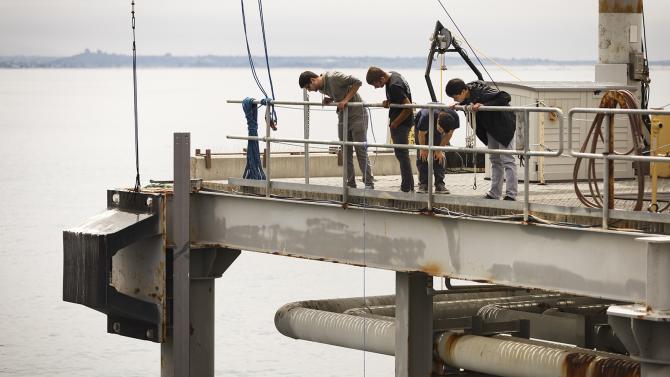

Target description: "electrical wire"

left=240, top=0, right=278, bottom=126
left=131, top=1, right=141, bottom=191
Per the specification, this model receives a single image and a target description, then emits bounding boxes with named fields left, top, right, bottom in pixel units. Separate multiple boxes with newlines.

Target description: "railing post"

left=602, top=115, right=611, bottom=229
left=523, top=110, right=530, bottom=222
left=342, top=106, right=349, bottom=204
left=303, top=89, right=310, bottom=184
left=607, top=114, right=615, bottom=210
left=427, top=109, right=434, bottom=210
left=265, top=105, right=272, bottom=197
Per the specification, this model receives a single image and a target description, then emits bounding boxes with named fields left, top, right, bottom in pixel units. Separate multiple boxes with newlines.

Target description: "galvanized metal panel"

left=190, top=192, right=648, bottom=302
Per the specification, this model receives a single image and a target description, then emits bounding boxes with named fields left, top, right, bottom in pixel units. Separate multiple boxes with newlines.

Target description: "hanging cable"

left=131, top=1, right=141, bottom=191
left=434, top=0, right=499, bottom=89
left=240, top=0, right=277, bottom=129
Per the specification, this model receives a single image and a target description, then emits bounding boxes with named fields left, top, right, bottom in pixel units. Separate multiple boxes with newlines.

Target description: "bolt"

left=112, top=193, right=120, bottom=205
left=146, top=197, right=153, bottom=207
left=112, top=322, right=121, bottom=333
left=146, top=328, right=155, bottom=339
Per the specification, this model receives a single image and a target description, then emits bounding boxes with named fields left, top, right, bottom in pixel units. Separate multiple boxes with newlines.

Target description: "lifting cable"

left=240, top=0, right=278, bottom=129
left=573, top=90, right=647, bottom=211
left=131, top=1, right=141, bottom=191
left=434, top=0, right=499, bottom=89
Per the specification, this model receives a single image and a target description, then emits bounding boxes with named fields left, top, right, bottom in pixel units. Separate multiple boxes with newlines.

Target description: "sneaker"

left=364, top=183, right=375, bottom=190
left=503, top=196, right=516, bottom=201
left=435, top=185, right=450, bottom=194
left=484, top=193, right=497, bottom=199
left=417, top=184, right=428, bottom=193
left=347, top=182, right=357, bottom=189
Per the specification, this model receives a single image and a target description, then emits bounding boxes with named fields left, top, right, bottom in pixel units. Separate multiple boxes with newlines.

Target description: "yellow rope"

left=439, top=53, right=444, bottom=103
left=470, top=46, right=523, bottom=81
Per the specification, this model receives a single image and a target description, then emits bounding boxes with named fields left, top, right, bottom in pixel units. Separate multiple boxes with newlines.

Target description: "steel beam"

left=395, top=272, right=432, bottom=377
left=173, top=133, right=191, bottom=377
left=190, top=192, right=655, bottom=303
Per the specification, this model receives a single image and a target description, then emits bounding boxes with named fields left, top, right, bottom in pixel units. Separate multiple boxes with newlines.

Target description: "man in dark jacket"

left=446, top=79, right=517, bottom=200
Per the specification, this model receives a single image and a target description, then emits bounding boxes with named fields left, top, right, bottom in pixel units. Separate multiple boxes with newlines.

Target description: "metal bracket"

left=434, top=315, right=531, bottom=339
left=63, top=190, right=164, bottom=342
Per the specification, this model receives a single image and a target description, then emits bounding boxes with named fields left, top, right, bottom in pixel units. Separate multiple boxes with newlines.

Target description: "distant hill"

left=1, top=50, right=668, bottom=68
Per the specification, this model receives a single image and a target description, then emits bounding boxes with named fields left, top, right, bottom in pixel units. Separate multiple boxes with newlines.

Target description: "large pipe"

left=477, top=302, right=613, bottom=347
left=436, top=331, right=640, bottom=377
left=275, top=292, right=597, bottom=356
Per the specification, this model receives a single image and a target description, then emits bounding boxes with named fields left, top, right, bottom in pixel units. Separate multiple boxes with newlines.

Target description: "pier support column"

left=161, top=248, right=240, bottom=377
left=608, top=236, right=670, bottom=377
left=395, top=272, right=433, bottom=377
left=162, top=133, right=241, bottom=377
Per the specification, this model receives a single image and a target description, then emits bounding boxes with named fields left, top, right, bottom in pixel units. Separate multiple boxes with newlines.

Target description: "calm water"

left=0, top=66, right=669, bottom=376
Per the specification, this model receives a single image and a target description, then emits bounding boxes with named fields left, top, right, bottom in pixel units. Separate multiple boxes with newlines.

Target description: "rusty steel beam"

left=186, top=191, right=661, bottom=303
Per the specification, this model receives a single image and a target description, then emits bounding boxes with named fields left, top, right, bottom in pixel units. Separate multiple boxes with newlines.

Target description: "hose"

left=573, top=90, right=646, bottom=211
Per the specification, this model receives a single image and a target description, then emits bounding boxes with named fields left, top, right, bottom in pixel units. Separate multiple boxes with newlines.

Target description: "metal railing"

left=227, top=98, right=670, bottom=226
left=567, top=107, right=670, bottom=228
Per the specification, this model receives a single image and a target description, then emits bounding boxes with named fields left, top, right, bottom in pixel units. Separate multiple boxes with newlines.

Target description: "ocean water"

left=0, top=66, right=669, bottom=376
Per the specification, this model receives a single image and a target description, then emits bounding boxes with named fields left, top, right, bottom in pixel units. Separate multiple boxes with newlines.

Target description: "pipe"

left=275, top=295, right=396, bottom=355
left=275, top=292, right=578, bottom=356
left=436, top=331, right=640, bottom=377
left=477, top=301, right=614, bottom=346
left=274, top=289, right=528, bottom=355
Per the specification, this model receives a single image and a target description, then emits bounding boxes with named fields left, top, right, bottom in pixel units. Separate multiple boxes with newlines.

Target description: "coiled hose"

left=573, top=90, right=646, bottom=211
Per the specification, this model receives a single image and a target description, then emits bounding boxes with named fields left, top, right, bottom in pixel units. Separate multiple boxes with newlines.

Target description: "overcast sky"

left=0, top=0, right=668, bottom=60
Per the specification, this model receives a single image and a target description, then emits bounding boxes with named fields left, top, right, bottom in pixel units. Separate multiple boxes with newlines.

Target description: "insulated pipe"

left=436, top=331, right=640, bottom=377
left=274, top=289, right=528, bottom=356
left=275, top=306, right=395, bottom=355
left=477, top=302, right=614, bottom=346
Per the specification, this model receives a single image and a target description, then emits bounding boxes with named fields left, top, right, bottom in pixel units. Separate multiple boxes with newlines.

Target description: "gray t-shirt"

left=320, top=71, right=365, bottom=120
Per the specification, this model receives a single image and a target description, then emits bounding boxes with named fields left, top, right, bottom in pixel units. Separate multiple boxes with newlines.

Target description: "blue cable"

left=242, top=97, right=267, bottom=180
left=240, top=0, right=277, bottom=126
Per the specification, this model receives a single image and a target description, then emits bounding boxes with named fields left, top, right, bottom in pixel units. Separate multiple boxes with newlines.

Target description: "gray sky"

left=0, top=0, right=668, bottom=60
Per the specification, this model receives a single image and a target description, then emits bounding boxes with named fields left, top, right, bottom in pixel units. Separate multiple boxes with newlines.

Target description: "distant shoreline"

left=2, top=50, right=669, bottom=69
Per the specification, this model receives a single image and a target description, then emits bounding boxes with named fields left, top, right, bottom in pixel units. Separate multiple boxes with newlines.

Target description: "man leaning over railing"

left=446, top=78, right=518, bottom=201
left=299, top=70, right=374, bottom=189
left=414, top=108, right=459, bottom=194
left=366, top=66, right=415, bottom=193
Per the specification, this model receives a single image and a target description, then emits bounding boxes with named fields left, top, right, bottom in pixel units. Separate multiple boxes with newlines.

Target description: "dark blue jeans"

left=416, top=157, right=445, bottom=188
left=390, top=124, right=414, bottom=192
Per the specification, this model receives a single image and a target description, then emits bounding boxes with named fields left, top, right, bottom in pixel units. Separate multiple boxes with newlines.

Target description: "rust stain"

left=563, top=353, right=596, bottom=377
left=443, top=333, right=464, bottom=359
left=419, top=209, right=436, bottom=216
left=599, top=0, right=643, bottom=13
left=591, top=357, right=640, bottom=377
left=420, top=262, right=443, bottom=277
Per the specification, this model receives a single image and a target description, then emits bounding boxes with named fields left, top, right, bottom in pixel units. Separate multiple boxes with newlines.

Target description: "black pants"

left=390, top=124, right=414, bottom=192
left=416, top=157, right=445, bottom=187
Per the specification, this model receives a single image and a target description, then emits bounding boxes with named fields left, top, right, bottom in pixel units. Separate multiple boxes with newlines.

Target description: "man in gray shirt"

left=299, top=71, right=374, bottom=189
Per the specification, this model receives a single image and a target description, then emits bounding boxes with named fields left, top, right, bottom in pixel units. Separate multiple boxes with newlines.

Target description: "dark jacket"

left=462, top=81, right=516, bottom=146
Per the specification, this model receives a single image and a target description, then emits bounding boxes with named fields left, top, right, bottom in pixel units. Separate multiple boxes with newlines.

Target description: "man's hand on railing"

left=471, top=103, right=482, bottom=112
left=382, top=100, right=390, bottom=108
left=322, top=97, right=333, bottom=105
left=337, top=100, right=348, bottom=113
